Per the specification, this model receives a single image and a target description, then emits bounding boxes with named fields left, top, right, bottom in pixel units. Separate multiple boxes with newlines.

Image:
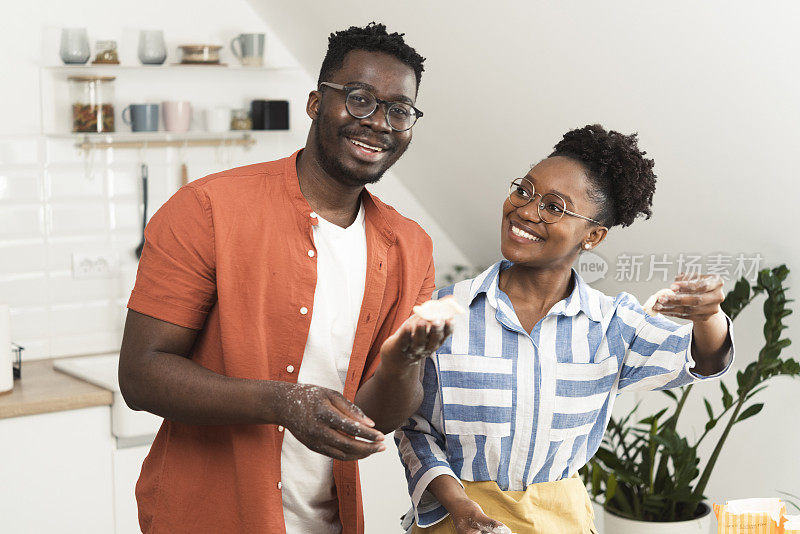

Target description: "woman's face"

left=500, top=156, right=605, bottom=270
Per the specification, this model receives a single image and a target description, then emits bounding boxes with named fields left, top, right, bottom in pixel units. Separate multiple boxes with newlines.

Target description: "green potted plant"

left=581, top=265, right=800, bottom=533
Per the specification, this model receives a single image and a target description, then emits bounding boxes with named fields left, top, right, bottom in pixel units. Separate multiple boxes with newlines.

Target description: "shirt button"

left=277, top=481, right=282, bottom=490
left=300, top=307, right=308, bottom=315
left=308, top=249, right=315, bottom=257
left=277, top=425, right=284, bottom=432
left=286, top=365, right=295, bottom=373
left=309, top=211, right=317, bottom=218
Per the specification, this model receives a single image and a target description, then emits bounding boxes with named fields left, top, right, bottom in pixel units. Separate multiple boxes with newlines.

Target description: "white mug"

left=205, top=107, right=231, bottom=132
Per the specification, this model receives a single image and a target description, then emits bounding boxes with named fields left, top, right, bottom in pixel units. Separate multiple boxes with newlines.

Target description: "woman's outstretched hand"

left=652, top=273, right=725, bottom=322
left=449, top=498, right=513, bottom=534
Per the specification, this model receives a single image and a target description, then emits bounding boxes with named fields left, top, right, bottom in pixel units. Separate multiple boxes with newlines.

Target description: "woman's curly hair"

left=550, top=124, right=656, bottom=228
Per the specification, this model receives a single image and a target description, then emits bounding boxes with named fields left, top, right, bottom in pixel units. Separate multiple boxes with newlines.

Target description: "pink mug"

left=162, top=101, right=192, bottom=132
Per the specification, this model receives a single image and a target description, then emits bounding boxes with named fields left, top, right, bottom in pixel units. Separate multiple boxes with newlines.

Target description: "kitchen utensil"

left=59, top=28, right=90, bottom=64
left=135, top=163, right=148, bottom=259
left=162, top=101, right=192, bottom=132
left=69, top=76, right=116, bottom=133
left=138, top=30, right=167, bottom=65
left=122, top=104, right=159, bottom=132
left=181, top=163, right=189, bottom=187
left=250, top=100, right=289, bottom=130
left=178, top=44, right=222, bottom=64
left=230, top=33, right=265, bottom=67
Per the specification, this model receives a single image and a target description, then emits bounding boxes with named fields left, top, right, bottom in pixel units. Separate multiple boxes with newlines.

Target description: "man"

left=119, top=23, right=447, bottom=534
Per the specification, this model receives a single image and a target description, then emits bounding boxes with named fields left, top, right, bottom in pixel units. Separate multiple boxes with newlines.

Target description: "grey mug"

left=231, top=33, right=265, bottom=66
left=123, top=104, right=160, bottom=132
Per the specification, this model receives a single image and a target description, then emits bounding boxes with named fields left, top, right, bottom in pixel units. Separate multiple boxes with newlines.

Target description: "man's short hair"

left=317, top=22, right=426, bottom=92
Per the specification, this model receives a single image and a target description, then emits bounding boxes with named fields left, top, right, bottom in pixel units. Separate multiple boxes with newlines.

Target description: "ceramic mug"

left=230, top=33, right=265, bottom=66
left=162, top=101, right=192, bottom=132
left=123, top=104, right=159, bottom=132
left=205, top=107, right=231, bottom=132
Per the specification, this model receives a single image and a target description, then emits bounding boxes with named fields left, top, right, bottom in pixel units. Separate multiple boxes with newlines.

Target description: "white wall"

left=247, top=0, right=800, bottom=526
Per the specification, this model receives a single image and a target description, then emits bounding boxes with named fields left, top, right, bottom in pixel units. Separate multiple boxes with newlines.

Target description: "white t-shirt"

left=281, top=202, right=367, bottom=534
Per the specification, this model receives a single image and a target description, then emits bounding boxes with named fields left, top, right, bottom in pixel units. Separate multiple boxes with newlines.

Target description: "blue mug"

left=123, top=104, right=159, bottom=132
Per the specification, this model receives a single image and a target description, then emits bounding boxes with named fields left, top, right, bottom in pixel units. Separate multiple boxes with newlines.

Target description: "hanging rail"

left=74, top=133, right=255, bottom=152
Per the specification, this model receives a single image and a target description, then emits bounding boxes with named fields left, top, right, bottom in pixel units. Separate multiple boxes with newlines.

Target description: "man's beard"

left=314, top=119, right=389, bottom=187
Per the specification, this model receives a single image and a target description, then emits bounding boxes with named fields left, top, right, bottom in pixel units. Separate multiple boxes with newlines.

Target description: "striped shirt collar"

left=467, top=260, right=603, bottom=323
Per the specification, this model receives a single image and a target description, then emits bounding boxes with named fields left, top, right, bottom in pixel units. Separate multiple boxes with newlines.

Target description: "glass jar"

left=230, top=108, right=252, bottom=130
left=93, top=40, right=119, bottom=64
left=69, top=76, right=116, bottom=133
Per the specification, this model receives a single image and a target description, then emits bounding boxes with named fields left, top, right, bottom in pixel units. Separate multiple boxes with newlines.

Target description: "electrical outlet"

left=72, top=253, right=117, bottom=279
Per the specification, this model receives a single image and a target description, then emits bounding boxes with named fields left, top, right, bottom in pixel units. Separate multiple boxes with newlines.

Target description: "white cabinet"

left=0, top=406, right=115, bottom=533
left=113, top=444, right=151, bottom=534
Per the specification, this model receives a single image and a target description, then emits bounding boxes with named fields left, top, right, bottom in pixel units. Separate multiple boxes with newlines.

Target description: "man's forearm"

left=119, top=349, right=284, bottom=425
left=354, top=357, right=424, bottom=434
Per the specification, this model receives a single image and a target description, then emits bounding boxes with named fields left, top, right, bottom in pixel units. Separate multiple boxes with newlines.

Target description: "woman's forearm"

left=428, top=474, right=472, bottom=512
left=691, top=310, right=732, bottom=375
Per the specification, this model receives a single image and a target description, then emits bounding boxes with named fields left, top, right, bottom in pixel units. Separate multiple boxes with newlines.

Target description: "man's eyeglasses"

left=318, top=82, right=423, bottom=132
left=508, top=178, right=602, bottom=225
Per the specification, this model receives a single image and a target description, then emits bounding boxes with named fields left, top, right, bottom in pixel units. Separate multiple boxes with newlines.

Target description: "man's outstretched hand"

left=276, top=382, right=385, bottom=461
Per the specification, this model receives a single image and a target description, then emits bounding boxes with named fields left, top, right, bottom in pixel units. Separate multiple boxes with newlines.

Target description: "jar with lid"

left=92, top=40, right=119, bottom=64
left=230, top=108, right=252, bottom=130
left=69, top=76, right=116, bottom=133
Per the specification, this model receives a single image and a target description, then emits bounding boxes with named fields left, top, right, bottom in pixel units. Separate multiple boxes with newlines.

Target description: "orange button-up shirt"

left=127, top=150, right=435, bottom=533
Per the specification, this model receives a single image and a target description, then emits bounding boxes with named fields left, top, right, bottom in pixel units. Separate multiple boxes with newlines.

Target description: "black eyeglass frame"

left=318, top=82, right=423, bottom=132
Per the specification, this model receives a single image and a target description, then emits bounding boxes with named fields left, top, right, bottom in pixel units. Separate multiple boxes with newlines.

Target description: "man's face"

left=310, top=49, right=418, bottom=186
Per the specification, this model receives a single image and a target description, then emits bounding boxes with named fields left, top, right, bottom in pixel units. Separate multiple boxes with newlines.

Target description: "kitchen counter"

left=0, top=358, right=112, bottom=419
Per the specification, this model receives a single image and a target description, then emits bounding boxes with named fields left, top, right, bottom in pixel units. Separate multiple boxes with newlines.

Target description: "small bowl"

left=178, top=44, right=222, bottom=64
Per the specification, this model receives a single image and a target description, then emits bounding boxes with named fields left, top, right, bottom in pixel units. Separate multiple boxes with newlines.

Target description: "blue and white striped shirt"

left=395, top=261, right=734, bottom=529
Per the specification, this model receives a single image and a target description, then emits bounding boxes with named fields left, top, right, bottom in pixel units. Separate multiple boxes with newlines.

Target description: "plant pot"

left=603, top=502, right=712, bottom=533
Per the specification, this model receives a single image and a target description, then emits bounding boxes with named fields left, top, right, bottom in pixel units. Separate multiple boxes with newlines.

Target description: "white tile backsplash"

left=108, top=165, right=139, bottom=199
left=9, top=306, right=48, bottom=340
left=47, top=165, right=107, bottom=200
left=48, top=273, right=118, bottom=305
left=0, top=273, right=48, bottom=307
left=47, top=202, right=109, bottom=236
left=46, top=236, right=109, bottom=272
left=0, top=138, right=41, bottom=166
left=0, top=241, right=47, bottom=276
left=111, top=201, right=141, bottom=232
left=49, top=301, right=120, bottom=337
left=0, top=205, right=45, bottom=239
left=0, top=169, right=44, bottom=202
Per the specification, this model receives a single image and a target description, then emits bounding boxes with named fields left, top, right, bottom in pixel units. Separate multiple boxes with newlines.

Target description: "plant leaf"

left=704, top=399, right=714, bottom=420
left=720, top=382, right=733, bottom=410
left=736, top=403, right=764, bottom=423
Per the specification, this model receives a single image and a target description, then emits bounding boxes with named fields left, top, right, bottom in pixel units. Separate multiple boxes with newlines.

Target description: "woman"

left=396, top=125, right=734, bottom=534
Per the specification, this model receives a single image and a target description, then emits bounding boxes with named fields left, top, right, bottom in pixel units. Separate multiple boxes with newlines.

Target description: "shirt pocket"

left=436, top=353, right=513, bottom=438
left=551, top=357, right=619, bottom=441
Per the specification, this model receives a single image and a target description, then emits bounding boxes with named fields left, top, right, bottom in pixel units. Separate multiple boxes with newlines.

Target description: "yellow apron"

left=412, top=475, right=598, bottom=534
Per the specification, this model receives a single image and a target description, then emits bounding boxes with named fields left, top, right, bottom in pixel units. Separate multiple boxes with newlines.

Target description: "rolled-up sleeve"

left=615, top=293, right=735, bottom=392
left=127, top=185, right=217, bottom=329
left=395, top=356, right=460, bottom=529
